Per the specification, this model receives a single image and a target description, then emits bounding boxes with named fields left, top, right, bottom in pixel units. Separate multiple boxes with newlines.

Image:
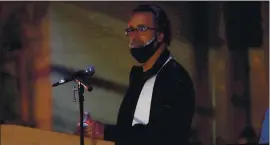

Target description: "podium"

left=0, top=125, right=114, bottom=145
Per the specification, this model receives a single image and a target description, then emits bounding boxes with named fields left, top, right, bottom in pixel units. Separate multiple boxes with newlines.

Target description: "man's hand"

left=74, top=112, right=105, bottom=140
left=90, top=121, right=105, bottom=140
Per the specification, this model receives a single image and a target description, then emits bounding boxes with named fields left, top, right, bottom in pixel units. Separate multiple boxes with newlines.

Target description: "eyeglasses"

left=125, top=24, right=157, bottom=36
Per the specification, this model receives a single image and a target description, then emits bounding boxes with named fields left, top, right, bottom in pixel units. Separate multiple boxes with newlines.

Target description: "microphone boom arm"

left=74, top=79, right=93, bottom=92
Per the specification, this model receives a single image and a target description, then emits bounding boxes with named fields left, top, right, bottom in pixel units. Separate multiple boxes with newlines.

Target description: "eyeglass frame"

left=125, top=24, right=159, bottom=36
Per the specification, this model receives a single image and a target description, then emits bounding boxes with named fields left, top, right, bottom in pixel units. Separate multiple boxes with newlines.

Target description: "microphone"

left=52, top=65, right=95, bottom=87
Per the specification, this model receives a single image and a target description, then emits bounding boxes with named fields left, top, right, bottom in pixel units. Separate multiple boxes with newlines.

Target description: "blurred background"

left=0, top=1, right=268, bottom=145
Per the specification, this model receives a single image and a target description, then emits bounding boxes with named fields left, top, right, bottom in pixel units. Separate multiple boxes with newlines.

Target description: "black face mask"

left=130, top=37, right=160, bottom=63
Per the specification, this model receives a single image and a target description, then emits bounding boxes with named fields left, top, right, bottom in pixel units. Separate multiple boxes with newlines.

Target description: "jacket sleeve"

left=127, top=77, right=195, bottom=145
left=103, top=66, right=139, bottom=142
left=104, top=66, right=141, bottom=142
left=104, top=124, right=117, bottom=142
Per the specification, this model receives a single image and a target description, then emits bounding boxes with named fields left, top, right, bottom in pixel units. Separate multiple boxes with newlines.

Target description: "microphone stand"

left=78, top=82, right=85, bottom=145
left=74, top=80, right=93, bottom=145
left=53, top=76, right=94, bottom=145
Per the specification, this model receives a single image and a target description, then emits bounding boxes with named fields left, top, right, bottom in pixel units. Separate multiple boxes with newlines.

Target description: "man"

left=259, top=108, right=269, bottom=144
left=90, top=4, right=195, bottom=145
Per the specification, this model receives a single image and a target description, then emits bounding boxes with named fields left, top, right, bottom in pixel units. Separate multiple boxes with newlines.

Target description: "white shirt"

left=132, top=56, right=172, bottom=126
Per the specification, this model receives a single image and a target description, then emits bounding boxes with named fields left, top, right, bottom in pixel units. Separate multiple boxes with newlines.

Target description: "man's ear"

left=157, top=32, right=164, bottom=43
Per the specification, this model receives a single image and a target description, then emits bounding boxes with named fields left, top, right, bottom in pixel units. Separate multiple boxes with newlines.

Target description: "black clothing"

left=104, top=49, right=195, bottom=145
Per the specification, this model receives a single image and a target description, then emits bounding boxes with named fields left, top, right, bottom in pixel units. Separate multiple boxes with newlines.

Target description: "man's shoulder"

left=155, top=59, right=195, bottom=97
left=161, top=59, right=193, bottom=83
left=157, top=59, right=195, bottom=102
left=165, top=59, right=189, bottom=73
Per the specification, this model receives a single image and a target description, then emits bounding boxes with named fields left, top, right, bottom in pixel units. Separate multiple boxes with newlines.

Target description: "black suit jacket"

left=104, top=51, right=195, bottom=145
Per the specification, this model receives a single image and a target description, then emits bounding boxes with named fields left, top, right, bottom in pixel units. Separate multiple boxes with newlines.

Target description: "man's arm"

left=127, top=77, right=195, bottom=145
left=104, top=124, right=118, bottom=142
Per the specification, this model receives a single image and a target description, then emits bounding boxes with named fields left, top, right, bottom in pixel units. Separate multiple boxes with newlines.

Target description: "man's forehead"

left=128, top=12, right=154, bottom=27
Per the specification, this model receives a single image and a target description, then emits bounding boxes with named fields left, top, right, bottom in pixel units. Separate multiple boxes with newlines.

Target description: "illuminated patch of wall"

left=248, top=49, right=269, bottom=134
left=248, top=2, right=269, bottom=134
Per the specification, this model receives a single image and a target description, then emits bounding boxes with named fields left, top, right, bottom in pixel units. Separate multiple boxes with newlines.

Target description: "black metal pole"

left=78, top=83, right=85, bottom=145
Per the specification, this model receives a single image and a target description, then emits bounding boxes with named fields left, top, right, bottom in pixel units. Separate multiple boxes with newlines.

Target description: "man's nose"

left=129, top=35, right=136, bottom=43
left=128, top=30, right=140, bottom=38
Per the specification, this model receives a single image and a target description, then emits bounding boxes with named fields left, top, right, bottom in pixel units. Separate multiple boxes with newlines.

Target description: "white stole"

left=132, top=56, right=172, bottom=126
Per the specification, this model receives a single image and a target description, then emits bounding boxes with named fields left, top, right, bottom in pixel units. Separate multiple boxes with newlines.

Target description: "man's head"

left=125, top=4, right=171, bottom=63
